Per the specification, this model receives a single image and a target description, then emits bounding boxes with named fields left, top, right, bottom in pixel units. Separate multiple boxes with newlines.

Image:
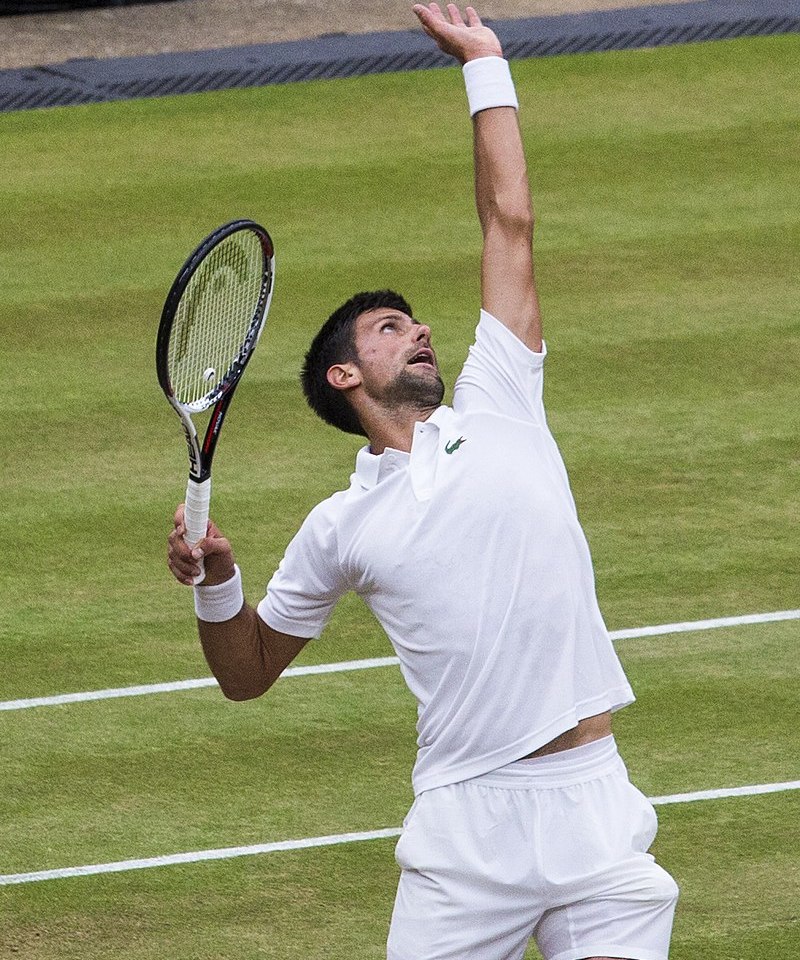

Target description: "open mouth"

left=407, top=348, right=436, bottom=368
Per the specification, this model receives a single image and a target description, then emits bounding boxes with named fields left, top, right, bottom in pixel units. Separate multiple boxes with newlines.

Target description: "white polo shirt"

left=258, top=310, right=634, bottom=794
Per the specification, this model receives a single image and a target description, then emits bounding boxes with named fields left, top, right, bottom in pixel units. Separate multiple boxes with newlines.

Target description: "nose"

left=414, top=323, right=432, bottom=344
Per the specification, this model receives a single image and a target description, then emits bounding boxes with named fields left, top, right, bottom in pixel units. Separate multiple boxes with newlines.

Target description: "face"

left=350, top=307, right=445, bottom=410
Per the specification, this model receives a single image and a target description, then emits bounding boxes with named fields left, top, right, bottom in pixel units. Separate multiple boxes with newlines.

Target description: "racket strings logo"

left=445, top=436, right=467, bottom=455
left=157, top=219, right=274, bottom=582
left=175, top=238, right=251, bottom=368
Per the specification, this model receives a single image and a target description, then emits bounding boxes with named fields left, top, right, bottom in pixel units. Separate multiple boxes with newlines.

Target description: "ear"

left=326, top=362, right=361, bottom=393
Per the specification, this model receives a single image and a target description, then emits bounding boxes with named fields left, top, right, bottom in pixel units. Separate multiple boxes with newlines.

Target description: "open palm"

left=412, top=3, right=503, bottom=63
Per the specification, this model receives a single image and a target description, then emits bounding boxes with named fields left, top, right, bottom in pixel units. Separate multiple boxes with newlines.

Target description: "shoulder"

left=472, top=308, right=547, bottom=366
left=452, top=309, right=549, bottom=424
left=302, top=488, right=350, bottom=534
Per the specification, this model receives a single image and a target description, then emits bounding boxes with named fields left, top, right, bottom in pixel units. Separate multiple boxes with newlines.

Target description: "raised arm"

left=413, top=3, right=542, bottom=351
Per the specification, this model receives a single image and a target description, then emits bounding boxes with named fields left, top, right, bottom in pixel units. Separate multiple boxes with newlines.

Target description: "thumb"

left=192, top=530, right=231, bottom=559
left=191, top=529, right=236, bottom=586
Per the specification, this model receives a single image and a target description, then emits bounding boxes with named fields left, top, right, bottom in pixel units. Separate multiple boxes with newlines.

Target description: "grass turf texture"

left=1, top=32, right=798, bottom=958
left=2, top=620, right=799, bottom=958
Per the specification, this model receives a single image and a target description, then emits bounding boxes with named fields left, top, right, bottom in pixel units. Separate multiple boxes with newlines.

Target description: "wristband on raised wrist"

left=193, top=564, right=244, bottom=622
left=462, top=56, right=519, bottom=117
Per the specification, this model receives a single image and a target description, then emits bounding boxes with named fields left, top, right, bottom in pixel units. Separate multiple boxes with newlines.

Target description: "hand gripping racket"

left=156, top=220, right=275, bottom=584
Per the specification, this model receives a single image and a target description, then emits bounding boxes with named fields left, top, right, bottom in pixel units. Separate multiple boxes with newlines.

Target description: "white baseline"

left=1, top=779, right=798, bottom=887
left=2, top=609, right=798, bottom=712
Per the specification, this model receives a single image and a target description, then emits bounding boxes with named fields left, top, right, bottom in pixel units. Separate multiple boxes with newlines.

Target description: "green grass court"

left=1, top=32, right=798, bottom=958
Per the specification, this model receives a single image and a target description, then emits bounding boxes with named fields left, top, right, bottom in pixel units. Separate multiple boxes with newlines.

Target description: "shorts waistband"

left=471, top=736, right=621, bottom=790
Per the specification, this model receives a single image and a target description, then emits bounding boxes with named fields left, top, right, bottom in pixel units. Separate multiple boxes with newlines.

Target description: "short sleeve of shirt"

left=452, top=309, right=547, bottom=424
left=257, top=494, right=349, bottom=639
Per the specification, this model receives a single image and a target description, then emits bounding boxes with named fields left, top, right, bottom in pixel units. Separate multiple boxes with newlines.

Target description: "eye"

left=380, top=321, right=396, bottom=333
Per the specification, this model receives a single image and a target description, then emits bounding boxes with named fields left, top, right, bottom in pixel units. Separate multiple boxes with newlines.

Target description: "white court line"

left=610, top=608, right=800, bottom=640
left=2, top=779, right=799, bottom=887
left=0, top=657, right=400, bottom=712
left=650, top=780, right=800, bottom=805
left=2, top=610, right=798, bottom=713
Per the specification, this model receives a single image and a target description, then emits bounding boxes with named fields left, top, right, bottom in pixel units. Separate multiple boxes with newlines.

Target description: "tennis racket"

left=156, top=219, right=275, bottom=584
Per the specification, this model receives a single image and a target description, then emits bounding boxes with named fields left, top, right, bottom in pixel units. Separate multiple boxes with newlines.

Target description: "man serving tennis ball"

left=168, top=4, right=678, bottom=958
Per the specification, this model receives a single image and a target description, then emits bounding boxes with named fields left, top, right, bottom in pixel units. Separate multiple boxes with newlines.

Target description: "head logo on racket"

left=156, top=219, right=275, bottom=583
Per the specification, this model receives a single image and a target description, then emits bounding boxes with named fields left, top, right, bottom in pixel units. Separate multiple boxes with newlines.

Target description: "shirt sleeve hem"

left=256, top=599, right=324, bottom=640
left=479, top=308, right=547, bottom=363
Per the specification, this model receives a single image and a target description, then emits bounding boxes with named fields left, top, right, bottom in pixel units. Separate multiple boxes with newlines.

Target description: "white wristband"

left=462, top=56, right=519, bottom=117
left=194, top=564, right=245, bottom=623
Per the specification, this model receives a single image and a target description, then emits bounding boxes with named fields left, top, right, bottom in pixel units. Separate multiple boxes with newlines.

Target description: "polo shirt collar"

left=354, top=405, right=451, bottom=491
left=426, top=405, right=453, bottom=431
left=354, top=445, right=409, bottom=489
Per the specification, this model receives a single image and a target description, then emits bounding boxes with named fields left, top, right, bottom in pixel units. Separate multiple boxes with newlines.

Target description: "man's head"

left=302, top=290, right=444, bottom=436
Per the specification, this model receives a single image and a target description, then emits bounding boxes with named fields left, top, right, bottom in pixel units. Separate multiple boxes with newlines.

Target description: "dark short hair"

left=301, top=290, right=413, bottom=436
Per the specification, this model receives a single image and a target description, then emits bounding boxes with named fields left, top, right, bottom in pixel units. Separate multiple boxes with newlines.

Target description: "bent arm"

left=198, top=603, right=308, bottom=701
left=168, top=504, right=308, bottom=700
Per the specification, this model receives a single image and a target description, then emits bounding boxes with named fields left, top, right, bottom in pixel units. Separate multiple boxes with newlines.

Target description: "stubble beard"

left=377, top=368, right=445, bottom=413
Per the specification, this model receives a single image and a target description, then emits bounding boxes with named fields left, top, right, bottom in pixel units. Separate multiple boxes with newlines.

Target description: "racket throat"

left=180, top=417, right=209, bottom=483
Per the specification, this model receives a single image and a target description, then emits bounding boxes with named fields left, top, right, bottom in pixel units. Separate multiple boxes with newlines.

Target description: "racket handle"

left=183, top=477, right=211, bottom=585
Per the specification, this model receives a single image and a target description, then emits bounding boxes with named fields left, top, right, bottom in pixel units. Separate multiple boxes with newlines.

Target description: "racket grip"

left=183, top=477, right=211, bottom=585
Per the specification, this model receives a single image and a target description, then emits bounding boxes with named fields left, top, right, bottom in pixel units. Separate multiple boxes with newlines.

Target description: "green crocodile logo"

left=445, top=436, right=467, bottom=455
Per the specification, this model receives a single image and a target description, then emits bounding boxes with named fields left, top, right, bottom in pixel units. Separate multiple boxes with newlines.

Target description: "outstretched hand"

left=412, top=3, right=503, bottom=63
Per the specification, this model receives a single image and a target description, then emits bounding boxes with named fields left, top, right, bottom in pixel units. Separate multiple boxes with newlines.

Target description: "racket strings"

left=168, top=231, right=265, bottom=408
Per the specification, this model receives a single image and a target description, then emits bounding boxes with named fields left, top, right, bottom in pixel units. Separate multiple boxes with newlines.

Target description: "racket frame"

left=156, top=219, right=275, bottom=581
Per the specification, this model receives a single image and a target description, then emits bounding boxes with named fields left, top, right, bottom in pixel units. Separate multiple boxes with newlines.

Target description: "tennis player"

left=167, top=4, right=679, bottom=958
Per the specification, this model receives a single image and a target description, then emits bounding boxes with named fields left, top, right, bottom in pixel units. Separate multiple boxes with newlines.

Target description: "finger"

left=170, top=520, right=187, bottom=540
left=414, top=2, right=459, bottom=44
left=174, top=558, right=201, bottom=579
left=168, top=506, right=203, bottom=584
left=194, top=533, right=231, bottom=560
left=170, top=531, right=195, bottom=559
left=465, top=5, right=482, bottom=27
left=428, top=1, right=450, bottom=26
left=413, top=2, right=442, bottom=28
left=169, top=553, right=201, bottom=583
left=168, top=548, right=202, bottom=585
left=171, top=565, right=200, bottom=587
left=204, top=517, right=223, bottom=540
left=181, top=518, right=213, bottom=552
left=447, top=3, right=465, bottom=26
left=170, top=533, right=201, bottom=567
left=416, top=17, right=438, bottom=41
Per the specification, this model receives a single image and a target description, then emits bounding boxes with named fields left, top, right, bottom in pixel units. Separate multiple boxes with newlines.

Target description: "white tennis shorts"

left=387, top=736, right=678, bottom=960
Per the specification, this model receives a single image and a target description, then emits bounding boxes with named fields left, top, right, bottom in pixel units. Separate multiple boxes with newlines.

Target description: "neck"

left=363, top=403, right=438, bottom=455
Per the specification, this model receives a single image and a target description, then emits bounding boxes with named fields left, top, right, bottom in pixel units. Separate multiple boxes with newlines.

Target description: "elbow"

left=217, top=673, right=272, bottom=702
left=482, top=194, right=534, bottom=241
left=506, top=194, right=535, bottom=236
left=221, top=687, right=263, bottom=702
left=505, top=207, right=535, bottom=241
